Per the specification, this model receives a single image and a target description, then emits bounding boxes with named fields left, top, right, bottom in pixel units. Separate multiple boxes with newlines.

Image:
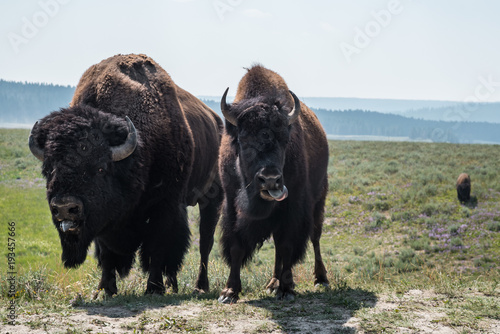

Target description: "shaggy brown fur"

left=218, top=65, right=329, bottom=303
left=30, top=54, right=222, bottom=296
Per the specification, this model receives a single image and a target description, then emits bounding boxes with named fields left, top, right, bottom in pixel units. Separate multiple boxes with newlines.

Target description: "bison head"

left=29, top=106, right=140, bottom=267
left=221, top=89, right=300, bottom=219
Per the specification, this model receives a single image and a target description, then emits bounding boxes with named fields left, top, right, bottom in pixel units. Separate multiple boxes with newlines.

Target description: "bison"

left=29, top=54, right=223, bottom=296
left=456, top=173, right=471, bottom=203
left=217, top=65, right=330, bottom=303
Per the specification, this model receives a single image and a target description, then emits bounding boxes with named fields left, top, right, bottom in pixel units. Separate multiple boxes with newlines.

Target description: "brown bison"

left=217, top=65, right=330, bottom=303
left=456, top=173, right=471, bottom=203
left=29, top=54, right=223, bottom=296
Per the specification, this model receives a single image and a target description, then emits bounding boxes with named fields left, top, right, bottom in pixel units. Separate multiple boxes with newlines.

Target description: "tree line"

left=1, top=80, right=499, bottom=144
left=313, top=109, right=500, bottom=144
left=0, top=80, right=74, bottom=123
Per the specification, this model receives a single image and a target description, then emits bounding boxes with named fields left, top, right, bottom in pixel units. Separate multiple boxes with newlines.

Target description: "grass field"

left=1, top=128, right=499, bottom=333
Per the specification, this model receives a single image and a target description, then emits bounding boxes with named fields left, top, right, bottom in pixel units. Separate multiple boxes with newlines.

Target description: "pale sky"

left=1, top=0, right=500, bottom=102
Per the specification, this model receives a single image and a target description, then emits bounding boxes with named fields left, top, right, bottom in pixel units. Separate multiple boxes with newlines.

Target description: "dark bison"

left=29, top=54, right=223, bottom=296
left=456, top=173, right=471, bottom=203
left=217, top=65, right=330, bottom=303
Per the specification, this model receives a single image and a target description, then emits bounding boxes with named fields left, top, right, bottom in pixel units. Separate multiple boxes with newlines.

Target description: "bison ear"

left=29, top=121, right=44, bottom=161
left=221, top=87, right=237, bottom=126
left=288, top=90, right=301, bottom=125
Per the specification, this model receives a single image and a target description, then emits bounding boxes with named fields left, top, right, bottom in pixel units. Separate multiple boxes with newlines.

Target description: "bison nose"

left=256, top=169, right=283, bottom=190
left=50, top=196, right=83, bottom=221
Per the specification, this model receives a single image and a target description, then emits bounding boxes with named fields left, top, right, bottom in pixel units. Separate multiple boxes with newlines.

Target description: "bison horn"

left=111, top=116, right=138, bottom=162
left=288, top=90, right=301, bottom=125
left=29, top=121, right=44, bottom=161
left=221, top=87, right=237, bottom=126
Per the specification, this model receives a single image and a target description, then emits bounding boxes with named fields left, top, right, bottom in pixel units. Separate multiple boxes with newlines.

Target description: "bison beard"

left=218, top=65, right=330, bottom=303
left=29, top=54, right=222, bottom=296
left=60, top=230, right=93, bottom=268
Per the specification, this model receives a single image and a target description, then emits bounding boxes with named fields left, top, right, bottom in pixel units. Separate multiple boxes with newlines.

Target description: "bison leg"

left=195, top=190, right=222, bottom=293
left=163, top=205, right=190, bottom=294
left=97, top=268, right=117, bottom=297
left=146, top=264, right=166, bottom=295
left=312, top=197, right=329, bottom=287
left=93, top=238, right=136, bottom=298
left=144, top=203, right=190, bottom=295
left=274, top=241, right=296, bottom=301
left=94, top=242, right=118, bottom=297
left=218, top=242, right=244, bottom=304
left=266, top=245, right=282, bottom=294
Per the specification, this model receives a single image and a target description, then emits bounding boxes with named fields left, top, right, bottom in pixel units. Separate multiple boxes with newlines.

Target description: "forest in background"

left=0, top=80, right=74, bottom=124
left=1, top=80, right=499, bottom=144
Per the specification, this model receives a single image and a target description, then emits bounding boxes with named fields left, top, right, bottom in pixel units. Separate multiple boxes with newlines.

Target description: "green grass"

left=1, top=129, right=499, bottom=333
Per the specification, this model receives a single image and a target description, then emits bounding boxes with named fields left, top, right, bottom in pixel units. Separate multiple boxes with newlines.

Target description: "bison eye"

left=98, top=168, right=105, bottom=174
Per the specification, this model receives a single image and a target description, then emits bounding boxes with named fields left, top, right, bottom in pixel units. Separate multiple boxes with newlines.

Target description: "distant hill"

left=301, top=97, right=459, bottom=113
left=199, top=95, right=457, bottom=112
left=1, top=80, right=499, bottom=144
left=313, top=109, right=500, bottom=144
left=201, top=99, right=500, bottom=144
left=0, top=80, right=74, bottom=123
left=400, top=104, right=500, bottom=123
left=200, top=96, right=500, bottom=124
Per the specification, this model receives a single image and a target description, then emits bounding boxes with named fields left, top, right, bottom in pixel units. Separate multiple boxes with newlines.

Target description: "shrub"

left=363, top=202, right=375, bottom=211
left=353, top=247, right=366, bottom=256
left=461, top=207, right=471, bottom=218
left=424, top=184, right=438, bottom=197
left=448, top=224, right=460, bottom=235
left=391, top=211, right=411, bottom=222
left=330, top=197, right=340, bottom=207
left=450, top=237, right=463, bottom=247
left=384, top=161, right=399, bottom=175
left=365, top=212, right=387, bottom=231
left=375, top=200, right=390, bottom=211
left=422, top=203, right=439, bottom=216
left=409, top=237, right=430, bottom=252
left=394, top=248, right=424, bottom=273
left=348, top=196, right=362, bottom=204
left=486, top=221, right=500, bottom=232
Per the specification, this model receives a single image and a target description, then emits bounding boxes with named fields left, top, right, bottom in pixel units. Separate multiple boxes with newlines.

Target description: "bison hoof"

left=276, top=290, right=296, bottom=301
left=265, top=278, right=279, bottom=295
left=165, top=276, right=178, bottom=294
left=193, top=288, right=206, bottom=295
left=93, top=287, right=115, bottom=300
left=218, top=288, right=239, bottom=304
left=218, top=295, right=237, bottom=304
left=314, top=282, right=330, bottom=289
left=145, top=282, right=166, bottom=295
left=195, top=278, right=209, bottom=293
left=145, top=288, right=165, bottom=295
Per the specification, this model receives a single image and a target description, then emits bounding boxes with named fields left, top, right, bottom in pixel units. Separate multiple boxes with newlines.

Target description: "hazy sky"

left=1, top=0, right=500, bottom=101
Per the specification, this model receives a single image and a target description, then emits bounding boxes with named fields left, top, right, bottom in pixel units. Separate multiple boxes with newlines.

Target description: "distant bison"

left=29, top=54, right=223, bottom=296
left=456, top=173, right=471, bottom=203
left=217, top=65, right=330, bottom=303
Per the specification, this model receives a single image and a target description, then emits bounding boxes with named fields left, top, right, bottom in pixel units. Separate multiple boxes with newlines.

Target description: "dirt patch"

left=3, top=290, right=500, bottom=333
